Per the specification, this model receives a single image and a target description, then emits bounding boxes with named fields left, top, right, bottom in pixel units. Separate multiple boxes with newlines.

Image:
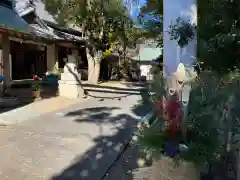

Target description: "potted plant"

left=135, top=72, right=225, bottom=180
left=31, top=83, right=41, bottom=99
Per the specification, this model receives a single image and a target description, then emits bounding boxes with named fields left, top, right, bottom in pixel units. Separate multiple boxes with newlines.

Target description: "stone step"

left=83, top=83, right=143, bottom=98
left=0, top=97, right=22, bottom=108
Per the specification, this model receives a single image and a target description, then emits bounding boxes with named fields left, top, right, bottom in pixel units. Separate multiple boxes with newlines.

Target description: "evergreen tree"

left=198, top=0, right=240, bottom=74
left=44, top=0, right=141, bottom=83
left=138, top=0, right=163, bottom=47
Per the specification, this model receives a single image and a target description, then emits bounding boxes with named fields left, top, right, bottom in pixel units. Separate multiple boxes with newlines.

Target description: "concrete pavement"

left=0, top=97, right=82, bottom=125
left=0, top=90, right=148, bottom=180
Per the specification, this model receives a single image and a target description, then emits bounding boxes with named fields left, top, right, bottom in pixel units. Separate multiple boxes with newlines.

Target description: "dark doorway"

left=58, top=46, right=67, bottom=69
left=99, top=58, right=110, bottom=81
left=11, top=41, right=47, bottom=80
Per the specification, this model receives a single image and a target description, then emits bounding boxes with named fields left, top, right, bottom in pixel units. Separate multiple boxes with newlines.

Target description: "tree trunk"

left=87, top=49, right=102, bottom=84
left=88, top=60, right=101, bottom=84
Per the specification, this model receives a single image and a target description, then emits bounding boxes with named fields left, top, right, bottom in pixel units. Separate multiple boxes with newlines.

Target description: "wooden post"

left=163, top=0, right=197, bottom=76
left=47, top=44, right=58, bottom=73
left=2, top=34, right=10, bottom=88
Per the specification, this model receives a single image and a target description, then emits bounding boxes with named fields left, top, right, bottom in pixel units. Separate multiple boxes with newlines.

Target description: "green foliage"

left=150, top=54, right=163, bottom=75
left=44, top=0, right=140, bottom=53
left=117, top=57, right=140, bottom=80
left=169, top=18, right=196, bottom=48
left=138, top=0, right=163, bottom=47
left=180, top=73, right=225, bottom=166
left=198, top=0, right=240, bottom=74
left=220, top=71, right=240, bottom=153
left=145, top=73, right=166, bottom=104
left=31, top=83, right=41, bottom=91
left=118, top=58, right=131, bottom=79
left=137, top=119, right=166, bottom=160
left=136, top=71, right=240, bottom=168
left=139, top=0, right=163, bottom=17
left=142, top=20, right=163, bottom=47
left=150, top=65, right=162, bottom=76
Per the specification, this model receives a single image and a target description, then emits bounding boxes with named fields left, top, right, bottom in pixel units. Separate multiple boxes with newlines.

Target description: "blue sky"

left=128, top=0, right=146, bottom=19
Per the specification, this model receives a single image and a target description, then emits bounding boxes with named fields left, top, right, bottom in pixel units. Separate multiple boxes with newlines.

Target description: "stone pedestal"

left=58, top=51, right=84, bottom=99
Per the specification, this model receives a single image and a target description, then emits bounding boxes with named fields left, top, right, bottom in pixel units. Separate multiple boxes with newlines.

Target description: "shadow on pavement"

left=103, top=143, right=149, bottom=180
left=51, top=101, right=148, bottom=180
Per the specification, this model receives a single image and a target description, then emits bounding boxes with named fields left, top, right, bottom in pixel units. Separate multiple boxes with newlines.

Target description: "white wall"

left=163, top=0, right=197, bottom=76
left=140, top=64, right=152, bottom=81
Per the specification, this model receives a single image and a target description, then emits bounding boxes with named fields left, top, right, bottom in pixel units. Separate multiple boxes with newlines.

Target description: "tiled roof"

left=30, top=24, right=59, bottom=39
left=14, top=0, right=82, bottom=32
left=14, top=0, right=29, bottom=13
left=18, top=6, right=35, bottom=16
left=14, top=0, right=56, bottom=23
left=31, top=23, right=85, bottom=42
left=13, top=0, right=84, bottom=42
left=0, top=4, right=33, bottom=34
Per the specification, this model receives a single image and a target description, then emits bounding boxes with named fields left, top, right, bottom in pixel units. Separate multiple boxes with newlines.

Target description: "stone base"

left=58, top=81, right=84, bottom=99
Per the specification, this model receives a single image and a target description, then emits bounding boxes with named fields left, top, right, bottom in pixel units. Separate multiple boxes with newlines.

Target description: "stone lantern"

left=58, top=48, right=85, bottom=99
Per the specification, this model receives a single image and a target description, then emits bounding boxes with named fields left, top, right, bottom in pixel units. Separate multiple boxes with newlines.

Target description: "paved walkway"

left=103, top=143, right=143, bottom=180
left=0, top=97, right=83, bottom=125
left=0, top=82, right=144, bottom=126
left=0, top=88, right=147, bottom=180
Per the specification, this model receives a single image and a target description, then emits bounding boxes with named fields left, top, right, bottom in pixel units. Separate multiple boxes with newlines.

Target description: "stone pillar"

left=163, top=1, right=197, bottom=127
left=2, top=35, right=11, bottom=88
left=163, top=0, right=197, bottom=76
left=47, top=44, right=58, bottom=73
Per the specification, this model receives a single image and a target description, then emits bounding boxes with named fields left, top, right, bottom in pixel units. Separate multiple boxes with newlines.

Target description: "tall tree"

left=44, top=0, right=134, bottom=84
left=198, top=0, right=240, bottom=74
left=138, top=0, right=163, bottom=47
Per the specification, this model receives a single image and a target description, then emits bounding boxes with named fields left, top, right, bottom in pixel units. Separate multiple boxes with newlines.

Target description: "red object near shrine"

left=153, top=95, right=183, bottom=137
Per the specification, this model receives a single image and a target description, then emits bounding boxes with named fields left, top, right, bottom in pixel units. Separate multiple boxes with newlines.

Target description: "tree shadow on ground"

left=51, top=101, right=149, bottom=180
left=103, top=142, right=152, bottom=180
left=131, top=102, right=152, bottom=118
left=131, top=88, right=152, bottom=117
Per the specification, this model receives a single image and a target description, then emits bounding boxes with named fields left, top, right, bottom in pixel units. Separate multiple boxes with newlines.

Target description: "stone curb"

left=100, top=111, right=153, bottom=180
